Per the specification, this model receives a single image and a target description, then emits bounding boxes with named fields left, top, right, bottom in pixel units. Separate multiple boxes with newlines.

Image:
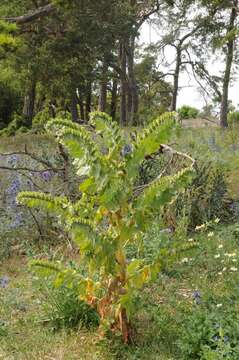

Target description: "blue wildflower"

left=7, top=178, right=21, bottom=195
left=224, top=336, right=229, bottom=343
left=212, top=335, right=220, bottom=342
left=121, top=144, right=133, bottom=157
left=7, top=154, right=18, bottom=166
left=192, top=291, right=202, bottom=305
left=0, top=276, right=9, bottom=289
left=40, top=170, right=53, bottom=182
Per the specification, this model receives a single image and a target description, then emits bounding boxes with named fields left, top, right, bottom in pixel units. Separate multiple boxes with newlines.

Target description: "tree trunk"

left=22, top=79, right=36, bottom=127
left=220, top=1, right=238, bottom=128
left=126, top=36, right=139, bottom=126
left=99, top=57, right=108, bottom=112
left=78, top=94, right=85, bottom=121
left=119, top=41, right=127, bottom=126
left=111, top=77, right=118, bottom=120
left=70, top=90, right=79, bottom=122
left=171, top=47, right=181, bottom=112
left=85, top=80, right=92, bottom=121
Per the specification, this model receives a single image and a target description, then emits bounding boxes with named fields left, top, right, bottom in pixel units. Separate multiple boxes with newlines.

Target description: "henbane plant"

left=17, top=111, right=194, bottom=343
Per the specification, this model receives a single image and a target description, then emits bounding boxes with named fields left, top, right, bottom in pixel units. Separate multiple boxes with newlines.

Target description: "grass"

left=1, top=223, right=239, bottom=359
left=1, top=125, right=239, bottom=359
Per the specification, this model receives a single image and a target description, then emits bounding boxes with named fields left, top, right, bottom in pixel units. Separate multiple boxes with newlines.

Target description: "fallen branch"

left=161, top=144, right=196, bottom=167
left=0, top=144, right=62, bottom=173
left=0, top=165, right=63, bottom=173
left=1, top=4, right=56, bottom=25
left=133, top=144, right=196, bottom=197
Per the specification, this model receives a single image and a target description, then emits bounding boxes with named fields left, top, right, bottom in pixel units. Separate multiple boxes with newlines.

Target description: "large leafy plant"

left=18, top=112, right=194, bottom=342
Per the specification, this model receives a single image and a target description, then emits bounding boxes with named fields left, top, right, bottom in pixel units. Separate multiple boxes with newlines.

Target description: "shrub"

left=32, top=108, right=72, bottom=134
left=164, top=161, right=232, bottom=231
left=18, top=111, right=194, bottom=342
left=178, top=105, right=199, bottom=120
left=228, top=111, right=239, bottom=127
left=0, top=115, right=26, bottom=137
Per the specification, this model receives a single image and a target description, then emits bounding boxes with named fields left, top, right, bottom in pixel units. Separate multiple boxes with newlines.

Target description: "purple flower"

left=121, top=144, right=133, bottom=157
left=9, top=212, right=23, bottom=229
left=192, top=291, right=201, bottom=299
left=0, top=276, right=9, bottom=288
left=224, top=336, right=229, bottom=343
left=40, top=170, right=53, bottom=182
left=7, top=178, right=21, bottom=195
left=192, top=291, right=201, bottom=305
left=7, top=154, right=18, bottom=166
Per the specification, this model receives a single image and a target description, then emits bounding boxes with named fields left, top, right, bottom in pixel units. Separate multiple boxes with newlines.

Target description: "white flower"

left=216, top=304, right=222, bottom=308
left=195, top=224, right=206, bottom=231
left=214, top=254, right=220, bottom=259
left=208, top=232, right=214, bottom=238
left=230, top=267, right=237, bottom=272
left=225, top=253, right=237, bottom=258
left=218, top=272, right=223, bottom=276
left=218, top=244, right=223, bottom=249
left=181, top=257, right=189, bottom=264
left=188, top=238, right=194, bottom=242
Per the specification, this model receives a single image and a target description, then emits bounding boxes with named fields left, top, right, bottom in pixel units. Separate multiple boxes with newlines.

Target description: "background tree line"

left=0, top=0, right=238, bottom=130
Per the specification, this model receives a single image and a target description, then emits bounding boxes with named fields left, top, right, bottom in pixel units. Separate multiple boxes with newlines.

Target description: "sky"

left=140, top=23, right=239, bottom=110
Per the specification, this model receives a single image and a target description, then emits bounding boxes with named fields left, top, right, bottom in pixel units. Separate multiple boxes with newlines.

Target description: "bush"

left=137, top=154, right=232, bottom=231
left=32, top=109, right=72, bottom=133
left=228, top=111, right=239, bottom=127
left=0, top=115, right=26, bottom=137
left=164, top=161, right=232, bottom=231
left=178, top=105, right=199, bottom=120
